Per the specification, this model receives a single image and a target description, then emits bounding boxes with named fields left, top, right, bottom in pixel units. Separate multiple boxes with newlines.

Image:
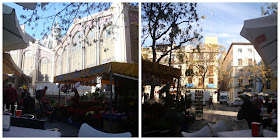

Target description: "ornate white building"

left=9, top=3, right=139, bottom=95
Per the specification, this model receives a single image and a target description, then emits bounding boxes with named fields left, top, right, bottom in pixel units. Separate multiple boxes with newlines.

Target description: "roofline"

left=222, top=42, right=252, bottom=65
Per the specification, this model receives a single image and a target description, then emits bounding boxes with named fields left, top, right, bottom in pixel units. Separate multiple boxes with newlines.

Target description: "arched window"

left=71, top=31, right=83, bottom=71
left=100, top=26, right=114, bottom=64
left=85, top=29, right=96, bottom=68
left=22, top=50, right=33, bottom=76
left=38, top=57, right=51, bottom=81
left=55, top=55, right=62, bottom=76
left=62, top=46, right=69, bottom=74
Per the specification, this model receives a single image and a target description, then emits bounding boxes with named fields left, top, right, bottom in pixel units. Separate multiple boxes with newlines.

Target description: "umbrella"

left=240, top=14, right=277, bottom=77
left=3, top=4, right=29, bottom=52
left=3, top=53, right=23, bottom=75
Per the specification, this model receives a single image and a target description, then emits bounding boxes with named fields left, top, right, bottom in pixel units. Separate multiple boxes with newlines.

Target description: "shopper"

left=208, top=96, right=214, bottom=107
left=4, top=83, right=18, bottom=115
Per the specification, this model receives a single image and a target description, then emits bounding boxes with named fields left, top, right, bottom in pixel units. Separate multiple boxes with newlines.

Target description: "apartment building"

left=141, top=37, right=219, bottom=102
left=221, top=43, right=262, bottom=100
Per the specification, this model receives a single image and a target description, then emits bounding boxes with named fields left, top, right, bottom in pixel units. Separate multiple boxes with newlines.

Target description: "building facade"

left=221, top=43, right=262, bottom=100
left=8, top=3, right=139, bottom=95
left=141, top=37, right=219, bottom=102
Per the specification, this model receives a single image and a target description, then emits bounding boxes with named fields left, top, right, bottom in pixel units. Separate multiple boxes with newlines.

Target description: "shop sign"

left=186, top=83, right=193, bottom=87
left=207, top=84, right=215, bottom=88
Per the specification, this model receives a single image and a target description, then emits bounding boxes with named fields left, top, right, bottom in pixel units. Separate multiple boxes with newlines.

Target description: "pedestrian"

left=36, top=86, right=48, bottom=103
left=21, top=85, right=28, bottom=101
left=209, top=96, right=214, bottom=107
left=4, top=83, right=18, bottom=115
left=267, top=99, right=277, bottom=114
left=19, top=87, right=35, bottom=114
left=71, top=87, right=80, bottom=104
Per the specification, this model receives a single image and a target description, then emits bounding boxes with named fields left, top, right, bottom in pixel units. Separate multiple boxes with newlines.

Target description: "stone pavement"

left=186, top=103, right=239, bottom=133
left=43, top=118, right=79, bottom=137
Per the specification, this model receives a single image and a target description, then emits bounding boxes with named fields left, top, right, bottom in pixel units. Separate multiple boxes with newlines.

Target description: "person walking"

left=4, top=83, right=18, bottom=115
left=209, top=96, right=214, bottom=107
left=36, top=86, right=48, bottom=103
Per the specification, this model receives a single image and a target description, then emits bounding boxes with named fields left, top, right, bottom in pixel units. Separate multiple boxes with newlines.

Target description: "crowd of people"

left=3, top=83, right=49, bottom=116
left=237, top=94, right=277, bottom=129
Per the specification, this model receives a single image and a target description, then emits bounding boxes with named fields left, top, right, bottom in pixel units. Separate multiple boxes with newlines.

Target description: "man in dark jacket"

left=23, top=90, right=35, bottom=114
left=4, top=83, right=18, bottom=115
left=237, top=97, right=262, bottom=128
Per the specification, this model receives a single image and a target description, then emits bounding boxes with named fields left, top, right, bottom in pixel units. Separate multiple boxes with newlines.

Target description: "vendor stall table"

left=3, top=126, right=61, bottom=137
left=216, top=129, right=277, bottom=137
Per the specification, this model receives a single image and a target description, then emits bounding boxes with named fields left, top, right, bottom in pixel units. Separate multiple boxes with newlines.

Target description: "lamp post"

left=169, top=35, right=174, bottom=67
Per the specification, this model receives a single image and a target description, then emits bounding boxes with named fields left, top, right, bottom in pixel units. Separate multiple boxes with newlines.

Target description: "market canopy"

left=142, top=60, right=181, bottom=85
left=3, top=4, right=29, bottom=52
left=3, top=53, right=23, bottom=75
left=54, top=62, right=138, bottom=85
left=240, top=14, right=277, bottom=77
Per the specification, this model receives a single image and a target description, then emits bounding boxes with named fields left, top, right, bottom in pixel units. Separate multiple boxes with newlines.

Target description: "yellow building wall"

left=205, top=37, right=218, bottom=45
left=262, top=78, right=277, bottom=92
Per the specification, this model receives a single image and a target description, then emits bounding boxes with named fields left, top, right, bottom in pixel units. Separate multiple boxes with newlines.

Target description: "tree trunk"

left=169, top=43, right=172, bottom=66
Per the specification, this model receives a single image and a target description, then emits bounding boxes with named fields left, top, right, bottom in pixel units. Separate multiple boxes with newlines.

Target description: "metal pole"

left=110, top=64, right=113, bottom=132
left=58, top=84, right=60, bottom=105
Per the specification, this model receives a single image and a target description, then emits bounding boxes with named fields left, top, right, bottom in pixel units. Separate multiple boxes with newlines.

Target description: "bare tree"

left=141, top=2, right=203, bottom=99
left=18, top=2, right=138, bottom=39
left=188, top=44, right=226, bottom=92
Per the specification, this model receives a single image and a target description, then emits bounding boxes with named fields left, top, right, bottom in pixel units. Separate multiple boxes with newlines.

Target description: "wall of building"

left=222, top=43, right=262, bottom=100
left=9, top=3, right=138, bottom=96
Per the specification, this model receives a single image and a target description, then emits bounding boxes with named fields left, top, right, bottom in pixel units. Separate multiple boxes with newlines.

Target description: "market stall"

left=142, top=60, right=185, bottom=136
left=53, top=62, right=138, bottom=135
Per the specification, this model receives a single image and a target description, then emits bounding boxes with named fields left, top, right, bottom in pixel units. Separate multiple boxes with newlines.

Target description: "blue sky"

left=3, top=2, right=111, bottom=40
left=4, top=2, right=271, bottom=52
left=197, top=2, right=266, bottom=50
left=141, top=2, right=269, bottom=52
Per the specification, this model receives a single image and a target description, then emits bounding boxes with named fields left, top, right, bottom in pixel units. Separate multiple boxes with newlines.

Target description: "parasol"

left=3, top=4, right=29, bottom=52
left=240, top=14, right=277, bottom=77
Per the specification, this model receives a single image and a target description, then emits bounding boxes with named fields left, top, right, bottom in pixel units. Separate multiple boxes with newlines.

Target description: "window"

left=266, top=80, right=271, bottom=89
left=189, top=53, right=193, bottom=60
left=239, top=79, right=243, bottom=86
left=239, top=69, right=243, bottom=75
left=209, top=53, right=214, bottom=61
left=248, top=48, right=252, bottom=53
left=238, top=59, right=242, bottom=66
left=189, top=65, right=193, bottom=70
left=209, top=78, right=213, bottom=84
left=198, top=78, right=203, bottom=87
left=188, top=78, right=192, bottom=84
left=209, top=65, right=214, bottom=75
left=22, top=51, right=33, bottom=75
left=39, top=57, right=51, bottom=81
left=249, top=80, right=253, bottom=87
left=248, top=59, right=252, bottom=66
left=238, top=48, right=242, bottom=53
left=86, top=29, right=96, bottom=68
left=71, top=32, right=83, bottom=71
left=105, top=27, right=113, bottom=38
left=199, top=53, right=204, bottom=61
left=199, top=67, right=203, bottom=75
